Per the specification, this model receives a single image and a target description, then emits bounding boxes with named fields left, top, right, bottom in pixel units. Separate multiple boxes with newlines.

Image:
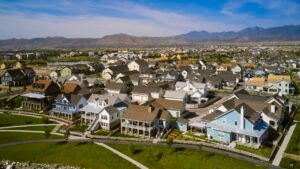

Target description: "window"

left=159, top=120, right=164, bottom=125
left=279, top=84, right=281, bottom=86
left=218, top=132, right=224, bottom=138
left=234, top=121, right=238, bottom=126
left=270, top=120, right=275, bottom=126
left=101, top=115, right=107, bottom=120
left=286, top=84, right=288, bottom=87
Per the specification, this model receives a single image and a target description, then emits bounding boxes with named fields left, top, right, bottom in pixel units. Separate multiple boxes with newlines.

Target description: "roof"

left=121, top=104, right=160, bottom=122
left=233, top=103, right=261, bottom=124
left=245, top=77, right=266, bottom=86
left=143, top=98, right=183, bottom=110
left=202, top=110, right=224, bottom=122
left=262, top=103, right=282, bottom=121
left=163, top=90, right=186, bottom=99
left=102, top=105, right=119, bottom=115
left=106, top=82, right=123, bottom=91
left=22, top=93, right=45, bottom=99
left=61, top=83, right=81, bottom=94
left=267, top=74, right=291, bottom=83
left=5, top=68, right=25, bottom=77
left=87, top=94, right=120, bottom=106
left=134, top=60, right=148, bottom=67
left=177, top=118, right=189, bottom=123
left=55, top=94, right=83, bottom=105
left=26, top=80, right=53, bottom=93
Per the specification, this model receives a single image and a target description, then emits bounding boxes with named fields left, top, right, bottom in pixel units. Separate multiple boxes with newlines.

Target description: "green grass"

left=108, top=144, right=267, bottom=169
left=68, top=125, right=88, bottom=132
left=0, top=113, right=47, bottom=127
left=111, top=131, right=137, bottom=138
left=285, top=123, right=300, bottom=155
left=93, top=129, right=111, bottom=136
left=7, top=95, right=23, bottom=108
left=0, top=132, right=63, bottom=144
left=280, top=157, right=300, bottom=169
left=294, top=112, right=300, bottom=122
left=0, top=142, right=137, bottom=169
left=235, top=144, right=273, bottom=157
left=1, top=125, right=56, bottom=131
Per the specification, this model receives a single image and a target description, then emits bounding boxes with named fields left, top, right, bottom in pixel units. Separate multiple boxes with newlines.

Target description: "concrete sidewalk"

left=272, top=121, right=297, bottom=166
left=94, top=142, right=148, bottom=169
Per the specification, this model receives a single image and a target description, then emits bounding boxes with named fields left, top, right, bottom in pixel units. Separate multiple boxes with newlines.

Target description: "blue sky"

left=0, top=0, right=299, bottom=39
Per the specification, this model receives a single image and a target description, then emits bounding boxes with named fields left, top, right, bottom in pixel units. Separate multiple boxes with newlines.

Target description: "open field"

left=0, top=132, right=63, bottom=144
left=0, top=142, right=137, bottom=169
left=108, top=144, right=267, bottom=169
left=0, top=125, right=56, bottom=131
left=0, top=113, right=50, bottom=127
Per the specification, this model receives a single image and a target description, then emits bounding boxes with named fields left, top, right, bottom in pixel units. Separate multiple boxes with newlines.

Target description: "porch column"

left=250, top=136, right=253, bottom=145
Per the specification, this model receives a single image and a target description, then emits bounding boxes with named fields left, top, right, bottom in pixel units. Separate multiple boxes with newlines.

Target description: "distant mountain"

left=0, top=25, right=300, bottom=50
left=177, top=25, right=300, bottom=42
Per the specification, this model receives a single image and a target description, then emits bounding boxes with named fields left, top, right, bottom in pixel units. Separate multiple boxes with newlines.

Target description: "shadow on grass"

left=76, top=142, right=88, bottom=146
left=56, top=141, right=67, bottom=145
left=133, top=149, right=143, bottom=154
left=174, top=147, right=186, bottom=152
left=205, top=152, right=215, bottom=159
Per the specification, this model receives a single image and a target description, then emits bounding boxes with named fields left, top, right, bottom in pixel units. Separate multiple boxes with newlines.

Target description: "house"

left=106, top=81, right=131, bottom=94
left=22, top=80, right=60, bottom=111
left=86, top=62, right=105, bottom=72
left=60, top=67, right=72, bottom=77
left=51, top=94, right=87, bottom=120
left=175, top=80, right=208, bottom=103
left=176, top=118, right=189, bottom=131
left=231, top=64, right=242, bottom=75
left=266, top=75, right=292, bottom=95
left=128, top=60, right=149, bottom=71
left=131, top=84, right=164, bottom=104
left=245, top=77, right=266, bottom=92
left=50, top=70, right=60, bottom=78
left=207, top=103, right=269, bottom=147
left=15, top=61, right=26, bottom=68
left=80, top=93, right=128, bottom=130
left=216, top=65, right=228, bottom=72
left=102, top=65, right=129, bottom=80
left=96, top=106, right=122, bottom=130
left=163, top=90, right=188, bottom=102
left=1, top=68, right=35, bottom=87
left=143, top=98, right=185, bottom=118
left=3, top=53, right=15, bottom=60
left=0, top=62, right=13, bottom=69
left=120, top=104, right=171, bottom=138
left=60, top=83, right=81, bottom=94
left=159, top=70, right=180, bottom=84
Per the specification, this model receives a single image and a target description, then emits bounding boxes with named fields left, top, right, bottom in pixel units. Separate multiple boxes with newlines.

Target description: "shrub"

left=42, top=116, right=50, bottom=124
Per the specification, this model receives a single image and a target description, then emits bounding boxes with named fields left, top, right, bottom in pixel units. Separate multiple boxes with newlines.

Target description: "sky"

left=0, top=0, right=299, bottom=39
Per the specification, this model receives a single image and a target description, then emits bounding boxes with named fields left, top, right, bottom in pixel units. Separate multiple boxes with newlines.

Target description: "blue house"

left=207, top=103, right=269, bottom=146
left=51, top=94, right=87, bottom=120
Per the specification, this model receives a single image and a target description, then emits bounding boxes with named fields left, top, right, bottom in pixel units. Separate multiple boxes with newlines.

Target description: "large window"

left=101, top=115, right=107, bottom=120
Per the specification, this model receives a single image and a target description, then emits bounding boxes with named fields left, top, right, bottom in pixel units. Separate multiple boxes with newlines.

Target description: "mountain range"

left=0, top=25, right=300, bottom=50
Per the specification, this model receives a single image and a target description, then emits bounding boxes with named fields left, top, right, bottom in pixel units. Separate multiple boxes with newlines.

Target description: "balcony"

left=121, top=122, right=153, bottom=131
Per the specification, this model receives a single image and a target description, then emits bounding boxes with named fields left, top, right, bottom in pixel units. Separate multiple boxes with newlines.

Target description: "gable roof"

left=61, top=83, right=81, bottom=94
left=121, top=104, right=160, bottom=122
left=102, top=105, right=119, bottom=115
left=163, top=90, right=186, bottom=99
left=143, top=98, right=183, bottom=110
left=26, top=80, right=54, bottom=93
left=55, top=93, right=83, bottom=105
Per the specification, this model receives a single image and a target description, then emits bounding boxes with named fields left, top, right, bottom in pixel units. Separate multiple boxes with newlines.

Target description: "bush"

left=280, top=157, right=300, bottom=169
left=42, top=116, right=50, bottom=124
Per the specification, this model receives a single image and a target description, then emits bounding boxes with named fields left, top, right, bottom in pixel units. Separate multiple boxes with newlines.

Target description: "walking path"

left=0, top=124, right=58, bottom=130
left=272, top=121, right=297, bottom=166
left=0, top=130, right=64, bottom=136
left=94, top=142, right=148, bottom=169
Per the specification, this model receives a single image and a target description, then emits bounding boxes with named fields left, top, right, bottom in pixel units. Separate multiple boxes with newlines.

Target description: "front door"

left=231, top=133, right=237, bottom=141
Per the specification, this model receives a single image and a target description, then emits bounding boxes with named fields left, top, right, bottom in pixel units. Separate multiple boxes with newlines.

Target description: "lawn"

left=285, top=123, right=300, bottom=155
left=1, top=125, right=56, bottom=131
left=108, top=144, right=267, bottom=169
left=0, top=142, right=137, bottom=169
left=68, top=124, right=88, bottom=132
left=235, top=144, right=273, bottom=157
left=0, top=132, right=63, bottom=144
left=0, top=113, right=47, bottom=127
left=93, top=129, right=111, bottom=136
left=111, top=131, right=137, bottom=138
left=280, top=157, right=300, bottom=169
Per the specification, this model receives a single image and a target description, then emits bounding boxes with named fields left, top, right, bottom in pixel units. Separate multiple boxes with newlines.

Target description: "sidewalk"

left=272, top=121, right=297, bottom=166
left=94, top=142, right=148, bottom=169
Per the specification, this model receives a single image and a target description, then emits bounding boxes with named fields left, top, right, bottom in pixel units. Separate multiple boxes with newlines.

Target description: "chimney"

left=148, top=105, right=153, bottom=113
left=271, top=104, right=276, bottom=113
left=240, top=106, right=244, bottom=129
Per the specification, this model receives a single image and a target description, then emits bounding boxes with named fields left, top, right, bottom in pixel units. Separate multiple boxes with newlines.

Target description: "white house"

left=128, top=60, right=149, bottom=71
left=97, top=106, right=122, bottom=130
left=175, top=80, right=208, bottom=103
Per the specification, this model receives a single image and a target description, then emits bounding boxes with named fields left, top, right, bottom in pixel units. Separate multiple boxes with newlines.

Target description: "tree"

left=166, top=138, right=173, bottom=148
left=64, top=130, right=70, bottom=140
left=44, top=129, right=51, bottom=139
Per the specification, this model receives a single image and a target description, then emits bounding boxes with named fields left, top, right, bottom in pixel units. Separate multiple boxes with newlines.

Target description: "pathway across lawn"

left=272, top=121, right=297, bottom=166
